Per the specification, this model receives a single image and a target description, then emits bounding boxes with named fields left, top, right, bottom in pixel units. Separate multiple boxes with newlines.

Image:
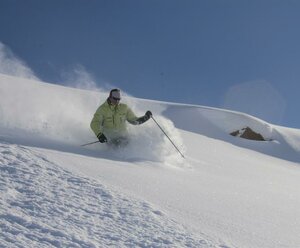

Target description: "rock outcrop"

left=230, top=127, right=265, bottom=141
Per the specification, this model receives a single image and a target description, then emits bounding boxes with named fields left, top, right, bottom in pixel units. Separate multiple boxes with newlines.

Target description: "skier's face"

left=110, top=97, right=120, bottom=105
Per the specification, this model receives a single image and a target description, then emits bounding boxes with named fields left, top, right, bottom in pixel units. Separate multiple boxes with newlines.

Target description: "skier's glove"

left=134, top=111, right=153, bottom=125
left=145, top=111, right=152, bottom=119
left=139, top=110, right=152, bottom=123
left=97, top=133, right=107, bottom=143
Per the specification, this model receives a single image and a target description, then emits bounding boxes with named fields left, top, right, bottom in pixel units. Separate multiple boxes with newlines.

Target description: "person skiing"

left=90, top=88, right=152, bottom=146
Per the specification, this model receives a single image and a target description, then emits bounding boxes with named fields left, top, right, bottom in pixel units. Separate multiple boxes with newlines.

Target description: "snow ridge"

left=0, top=142, right=213, bottom=248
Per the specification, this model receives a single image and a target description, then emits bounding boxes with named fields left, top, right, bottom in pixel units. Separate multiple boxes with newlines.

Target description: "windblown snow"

left=1, top=73, right=300, bottom=248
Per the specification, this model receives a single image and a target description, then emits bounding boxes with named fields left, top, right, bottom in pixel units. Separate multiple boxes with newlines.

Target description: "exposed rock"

left=230, top=127, right=265, bottom=141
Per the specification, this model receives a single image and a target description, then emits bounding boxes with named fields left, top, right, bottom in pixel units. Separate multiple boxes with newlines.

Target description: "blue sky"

left=1, top=0, right=300, bottom=128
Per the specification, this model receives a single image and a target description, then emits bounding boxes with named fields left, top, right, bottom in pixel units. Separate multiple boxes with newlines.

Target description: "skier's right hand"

left=97, top=133, right=107, bottom=143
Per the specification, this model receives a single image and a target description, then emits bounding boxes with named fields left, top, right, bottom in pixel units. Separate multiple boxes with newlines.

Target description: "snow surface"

left=1, top=73, right=300, bottom=248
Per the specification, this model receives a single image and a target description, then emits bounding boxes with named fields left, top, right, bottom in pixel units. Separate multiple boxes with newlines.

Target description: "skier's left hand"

left=145, top=110, right=152, bottom=119
left=136, top=111, right=153, bottom=124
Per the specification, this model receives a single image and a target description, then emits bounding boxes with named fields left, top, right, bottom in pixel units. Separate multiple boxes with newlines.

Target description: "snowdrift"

left=0, top=73, right=299, bottom=163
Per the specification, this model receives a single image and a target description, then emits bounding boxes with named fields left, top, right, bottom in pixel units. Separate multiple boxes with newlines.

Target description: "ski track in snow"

left=0, top=142, right=217, bottom=248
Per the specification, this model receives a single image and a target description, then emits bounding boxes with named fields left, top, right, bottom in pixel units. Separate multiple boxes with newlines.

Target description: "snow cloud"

left=0, top=43, right=181, bottom=163
left=222, top=80, right=286, bottom=125
left=61, top=64, right=102, bottom=91
left=60, top=64, right=125, bottom=95
left=60, top=63, right=134, bottom=100
left=0, top=42, right=39, bottom=80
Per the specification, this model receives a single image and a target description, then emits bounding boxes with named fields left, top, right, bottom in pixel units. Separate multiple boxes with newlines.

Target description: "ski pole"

left=80, top=140, right=100, bottom=147
left=151, top=116, right=185, bottom=158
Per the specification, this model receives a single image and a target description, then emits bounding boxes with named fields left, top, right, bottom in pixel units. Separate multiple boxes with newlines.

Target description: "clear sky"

left=1, top=0, right=300, bottom=128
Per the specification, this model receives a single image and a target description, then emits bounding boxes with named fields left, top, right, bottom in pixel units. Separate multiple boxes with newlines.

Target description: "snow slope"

left=1, top=73, right=300, bottom=248
left=0, top=143, right=209, bottom=248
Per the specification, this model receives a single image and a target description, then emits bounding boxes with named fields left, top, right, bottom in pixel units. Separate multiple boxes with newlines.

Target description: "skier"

left=90, top=88, right=152, bottom=147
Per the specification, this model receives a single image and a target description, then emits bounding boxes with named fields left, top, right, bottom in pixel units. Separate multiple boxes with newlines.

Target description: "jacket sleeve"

left=126, top=107, right=149, bottom=125
left=126, top=107, right=139, bottom=125
left=90, top=107, right=104, bottom=137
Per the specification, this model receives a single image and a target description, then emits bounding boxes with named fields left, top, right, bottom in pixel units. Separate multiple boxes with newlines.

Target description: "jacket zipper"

left=112, top=106, right=116, bottom=127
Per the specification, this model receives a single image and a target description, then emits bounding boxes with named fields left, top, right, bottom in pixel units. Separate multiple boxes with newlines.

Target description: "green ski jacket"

left=90, top=100, right=140, bottom=139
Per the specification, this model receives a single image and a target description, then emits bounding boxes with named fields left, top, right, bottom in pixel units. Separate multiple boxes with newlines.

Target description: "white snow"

left=1, top=73, right=300, bottom=248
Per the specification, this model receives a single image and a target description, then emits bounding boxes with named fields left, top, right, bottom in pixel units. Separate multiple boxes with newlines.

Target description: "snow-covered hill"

left=1, top=74, right=300, bottom=248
